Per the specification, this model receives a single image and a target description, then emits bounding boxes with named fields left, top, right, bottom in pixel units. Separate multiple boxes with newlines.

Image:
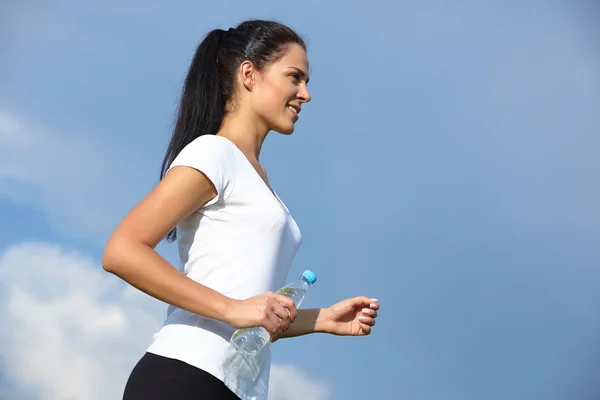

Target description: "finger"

left=359, top=322, right=372, bottom=335
left=267, top=307, right=282, bottom=330
left=276, top=295, right=297, bottom=322
left=261, top=318, right=277, bottom=342
left=272, top=303, right=292, bottom=331
left=358, top=315, right=376, bottom=327
left=367, top=298, right=380, bottom=310
left=264, top=311, right=281, bottom=342
left=361, top=308, right=378, bottom=318
left=353, top=296, right=379, bottom=310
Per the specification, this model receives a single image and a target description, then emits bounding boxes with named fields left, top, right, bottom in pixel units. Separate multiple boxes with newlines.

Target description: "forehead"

left=274, top=43, right=309, bottom=70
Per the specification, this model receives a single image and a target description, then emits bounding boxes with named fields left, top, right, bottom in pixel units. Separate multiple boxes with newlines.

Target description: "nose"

left=298, top=85, right=311, bottom=103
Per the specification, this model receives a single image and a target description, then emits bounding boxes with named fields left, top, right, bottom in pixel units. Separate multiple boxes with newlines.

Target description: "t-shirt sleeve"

left=167, top=135, right=236, bottom=207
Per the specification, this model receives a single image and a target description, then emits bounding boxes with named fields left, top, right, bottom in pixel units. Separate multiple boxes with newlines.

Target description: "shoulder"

left=185, top=134, right=234, bottom=154
left=173, top=135, right=236, bottom=166
left=168, top=135, right=237, bottom=199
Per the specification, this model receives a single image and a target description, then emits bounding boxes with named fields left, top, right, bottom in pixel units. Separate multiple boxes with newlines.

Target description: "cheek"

left=256, top=83, right=288, bottom=114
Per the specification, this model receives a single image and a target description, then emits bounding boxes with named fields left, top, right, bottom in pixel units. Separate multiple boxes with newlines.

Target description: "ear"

left=239, top=60, right=257, bottom=91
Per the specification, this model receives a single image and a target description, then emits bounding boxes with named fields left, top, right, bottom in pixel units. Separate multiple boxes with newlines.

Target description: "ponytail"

left=160, top=29, right=226, bottom=182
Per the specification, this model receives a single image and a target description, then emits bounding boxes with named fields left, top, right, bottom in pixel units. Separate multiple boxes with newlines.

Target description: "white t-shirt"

left=146, top=134, right=302, bottom=400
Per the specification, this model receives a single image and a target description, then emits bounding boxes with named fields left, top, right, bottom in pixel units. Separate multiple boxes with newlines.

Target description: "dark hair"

left=160, top=20, right=306, bottom=241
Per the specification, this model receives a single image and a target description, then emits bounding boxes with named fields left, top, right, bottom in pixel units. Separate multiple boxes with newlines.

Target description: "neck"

left=217, top=109, right=269, bottom=161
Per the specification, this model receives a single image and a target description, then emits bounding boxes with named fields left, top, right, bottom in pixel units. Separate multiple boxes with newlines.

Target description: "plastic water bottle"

left=231, top=270, right=317, bottom=357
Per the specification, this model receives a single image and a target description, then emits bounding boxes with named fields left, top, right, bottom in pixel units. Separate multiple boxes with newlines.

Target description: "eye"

left=290, top=73, right=301, bottom=82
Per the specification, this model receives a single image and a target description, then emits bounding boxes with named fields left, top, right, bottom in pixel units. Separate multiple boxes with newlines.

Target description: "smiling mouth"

left=287, top=105, right=300, bottom=116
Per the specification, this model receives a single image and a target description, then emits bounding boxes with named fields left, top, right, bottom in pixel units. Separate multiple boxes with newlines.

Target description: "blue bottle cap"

left=301, top=270, right=317, bottom=284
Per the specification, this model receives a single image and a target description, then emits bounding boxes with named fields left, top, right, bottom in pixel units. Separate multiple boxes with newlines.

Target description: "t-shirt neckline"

left=213, top=134, right=290, bottom=213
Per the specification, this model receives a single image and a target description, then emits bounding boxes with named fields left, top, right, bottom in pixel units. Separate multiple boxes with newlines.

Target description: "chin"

left=274, top=124, right=295, bottom=135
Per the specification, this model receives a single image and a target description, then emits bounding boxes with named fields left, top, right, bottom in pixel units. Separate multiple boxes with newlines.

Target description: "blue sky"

left=1, top=1, right=599, bottom=399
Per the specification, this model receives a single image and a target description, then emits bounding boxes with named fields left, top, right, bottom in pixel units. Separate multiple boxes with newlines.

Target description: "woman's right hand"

left=226, top=292, right=298, bottom=342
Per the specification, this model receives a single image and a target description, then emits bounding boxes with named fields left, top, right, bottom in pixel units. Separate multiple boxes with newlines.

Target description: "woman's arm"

left=102, top=166, right=236, bottom=322
left=102, top=166, right=296, bottom=336
left=279, top=308, right=329, bottom=338
left=279, top=297, right=380, bottom=340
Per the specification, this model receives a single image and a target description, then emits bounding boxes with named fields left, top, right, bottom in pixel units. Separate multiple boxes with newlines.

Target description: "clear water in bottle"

left=231, top=270, right=317, bottom=357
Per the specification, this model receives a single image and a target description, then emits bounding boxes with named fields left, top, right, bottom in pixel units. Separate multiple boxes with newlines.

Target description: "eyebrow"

left=287, top=66, right=310, bottom=84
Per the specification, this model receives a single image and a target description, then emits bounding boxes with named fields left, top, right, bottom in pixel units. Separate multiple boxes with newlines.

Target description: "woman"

left=102, top=19, right=380, bottom=400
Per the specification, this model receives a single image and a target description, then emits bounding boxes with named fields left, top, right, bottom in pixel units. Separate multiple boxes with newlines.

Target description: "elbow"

left=102, top=235, right=148, bottom=275
left=101, top=236, right=125, bottom=274
left=101, top=251, right=116, bottom=273
left=101, top=247, right=118, bottom=273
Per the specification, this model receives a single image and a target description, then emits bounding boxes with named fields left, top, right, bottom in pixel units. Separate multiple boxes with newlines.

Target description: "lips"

left=287, top=104, right=301, bottom=115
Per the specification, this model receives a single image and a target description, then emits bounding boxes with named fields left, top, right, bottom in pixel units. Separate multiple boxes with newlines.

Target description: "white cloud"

left=0, top=242, right=331, bottom=400
left=0, top=110, right=150, bottom=241
left=269, top=364, right=331, bottom=400
left=0, top=242, right=164, bottom=400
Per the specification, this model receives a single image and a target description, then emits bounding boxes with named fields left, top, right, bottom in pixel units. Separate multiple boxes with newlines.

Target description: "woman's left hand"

left=322, top=296, right=380, bottom=336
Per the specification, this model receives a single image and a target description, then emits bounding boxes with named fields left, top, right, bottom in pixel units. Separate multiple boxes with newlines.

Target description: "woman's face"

left=252, top=43, right=311, bottom=135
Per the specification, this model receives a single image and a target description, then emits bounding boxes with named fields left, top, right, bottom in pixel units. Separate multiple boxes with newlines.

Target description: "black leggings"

left=123, top=352, right=240, bottom=400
